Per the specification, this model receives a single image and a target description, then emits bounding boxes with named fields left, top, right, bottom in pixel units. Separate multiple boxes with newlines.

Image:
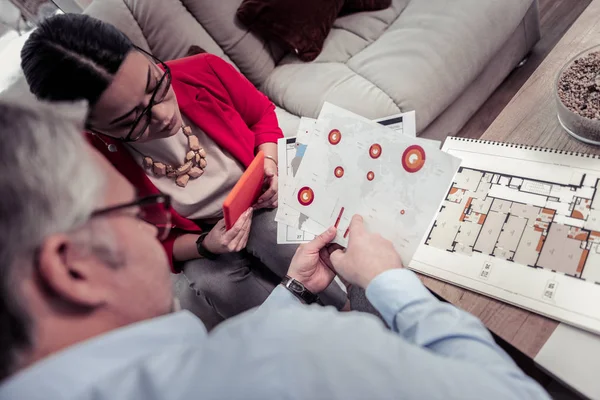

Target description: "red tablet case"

left=223, top=151, right=265, bottom=229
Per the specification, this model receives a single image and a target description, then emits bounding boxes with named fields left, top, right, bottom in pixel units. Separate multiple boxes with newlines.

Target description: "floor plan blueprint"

left=426, top=167, right=600, bottom=284
left=410, top=138, right=600, bottom=335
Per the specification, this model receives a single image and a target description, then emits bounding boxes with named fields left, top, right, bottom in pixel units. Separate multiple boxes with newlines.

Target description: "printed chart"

left=276, top=110, right=424, bottom=245
left=285, top=103, right=460, bottom=264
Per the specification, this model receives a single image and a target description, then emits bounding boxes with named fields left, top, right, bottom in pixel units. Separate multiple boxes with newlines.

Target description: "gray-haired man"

left=0, top=96, right=549, bottom=399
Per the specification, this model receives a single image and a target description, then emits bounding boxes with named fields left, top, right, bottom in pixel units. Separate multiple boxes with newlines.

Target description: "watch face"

left=289, top=280, right=304, bottom=293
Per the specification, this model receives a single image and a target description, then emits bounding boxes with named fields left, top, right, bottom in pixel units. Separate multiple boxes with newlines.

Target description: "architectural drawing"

left=426, top=167, right=600, bottom=284
left=410, top=138, right=600, bottom=335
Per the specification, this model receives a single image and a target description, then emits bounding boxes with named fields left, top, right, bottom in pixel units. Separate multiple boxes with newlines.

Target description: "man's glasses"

left=122, top=47, right=172, bottom=142
left=91, top=194, right=172, bottom=240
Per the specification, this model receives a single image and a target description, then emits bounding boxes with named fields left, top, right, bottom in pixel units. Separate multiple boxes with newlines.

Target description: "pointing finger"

left=347, top=215, right=365, bottom=245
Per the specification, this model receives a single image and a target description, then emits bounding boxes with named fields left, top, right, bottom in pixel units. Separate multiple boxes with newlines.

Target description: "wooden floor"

left=457, top=0, right=592, bottom=139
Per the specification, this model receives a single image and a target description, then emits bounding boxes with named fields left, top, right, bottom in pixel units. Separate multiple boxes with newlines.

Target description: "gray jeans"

left=179, top=209, right=348, bottom=323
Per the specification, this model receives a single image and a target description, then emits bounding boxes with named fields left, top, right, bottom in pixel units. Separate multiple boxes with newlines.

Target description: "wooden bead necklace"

left=130, top=125, right=207, bottom=188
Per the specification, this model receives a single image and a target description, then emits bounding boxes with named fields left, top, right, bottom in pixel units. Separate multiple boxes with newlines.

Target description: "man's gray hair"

left=0, top=93, right=104, bottom=379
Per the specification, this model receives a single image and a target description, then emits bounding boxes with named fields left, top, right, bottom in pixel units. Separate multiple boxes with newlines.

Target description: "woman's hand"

left=203, top=208, right=253, bottom=254
left=255, top=162, right=278, bottom=209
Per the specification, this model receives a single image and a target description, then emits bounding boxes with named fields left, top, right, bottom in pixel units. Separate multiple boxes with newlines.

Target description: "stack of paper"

left=276, top=103, right=460, bottom=265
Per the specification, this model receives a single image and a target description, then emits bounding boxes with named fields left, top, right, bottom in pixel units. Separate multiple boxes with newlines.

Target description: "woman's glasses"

left=91, top=194, right=172, bottom=240
left=122, top=47, right=172, bottom=142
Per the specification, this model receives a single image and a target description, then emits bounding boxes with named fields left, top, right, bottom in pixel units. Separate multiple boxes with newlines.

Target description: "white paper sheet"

left=284, top=103, right=461, bottom=264
left=374, top=112, right=416, bottom=137
left=276, top=119, right=324, bottom=244
left=276, top=110, right=427, bottom=244
left=275, top=109, right=441, bottom=245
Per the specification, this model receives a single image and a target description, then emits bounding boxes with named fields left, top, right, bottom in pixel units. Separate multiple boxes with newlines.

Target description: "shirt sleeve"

left=204, top=55, right=283, bottom=147
left=260, top=285, right=303, bottom=309
left=217, top=269, right=550, bottom=400
left=295, top=268, right=549, bottom=399
left=366, top=269, right=527, bottom=366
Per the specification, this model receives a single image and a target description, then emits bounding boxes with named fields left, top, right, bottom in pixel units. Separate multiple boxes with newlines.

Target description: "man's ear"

left=36, top=234, right=108, bottom=308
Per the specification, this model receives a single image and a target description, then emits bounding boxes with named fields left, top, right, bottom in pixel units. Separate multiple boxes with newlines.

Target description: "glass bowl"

left=555, top=44, right=600, bottom=145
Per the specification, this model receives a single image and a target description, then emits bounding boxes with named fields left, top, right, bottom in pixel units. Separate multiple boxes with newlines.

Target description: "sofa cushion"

left=84, top=0, right=151, bottom=52
left=275, top=106, right=301, bottom=137
left=181, top=0, right=284, bottom=87
left=237, top=0, right=345, bottom=62
left=261, top=0, right=534, bottom=133
left=86, top=0, right=234, bottom=65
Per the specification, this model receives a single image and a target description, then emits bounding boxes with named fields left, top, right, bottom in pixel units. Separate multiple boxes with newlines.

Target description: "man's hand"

left=255, top=163, right=278, bottom=209
left=203, top=208, right=253, bottom=254
left=288, top=227, right=338, bottom=294
left=330, top=215, right=403, bottom=289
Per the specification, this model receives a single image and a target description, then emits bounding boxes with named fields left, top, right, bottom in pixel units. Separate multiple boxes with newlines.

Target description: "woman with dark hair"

left=21, top=13, right=347, bottom=322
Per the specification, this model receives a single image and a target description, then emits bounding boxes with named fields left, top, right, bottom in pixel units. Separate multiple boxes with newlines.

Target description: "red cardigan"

left=89, top=54, right=283, bottom=272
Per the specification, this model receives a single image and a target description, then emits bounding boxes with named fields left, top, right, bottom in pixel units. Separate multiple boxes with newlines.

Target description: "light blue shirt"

left=0, top=269, right=549, bottom=400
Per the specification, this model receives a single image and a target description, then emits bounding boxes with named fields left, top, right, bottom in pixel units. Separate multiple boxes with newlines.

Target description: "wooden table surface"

left=421, top=0, right=600, bottom=359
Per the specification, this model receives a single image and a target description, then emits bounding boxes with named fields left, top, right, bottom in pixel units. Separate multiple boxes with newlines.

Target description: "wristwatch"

left=281, top=275, right=320, bottom=304
left=196, top=232, right=219, bottom=260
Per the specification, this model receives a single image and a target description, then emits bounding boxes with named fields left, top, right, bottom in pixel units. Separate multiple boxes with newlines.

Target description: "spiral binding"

left=448, top=137, right=600, bottom=159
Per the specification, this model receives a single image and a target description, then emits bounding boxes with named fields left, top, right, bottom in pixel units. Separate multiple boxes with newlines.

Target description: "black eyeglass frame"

left=88, top=47, right=172, bottom=143
left=121, top=46, right=172, bottom=142
left=32, top=194, right=172, bottom=271
left=91, top=194, right=172, bottom=240
left=91, top=193, right=169, bottom=217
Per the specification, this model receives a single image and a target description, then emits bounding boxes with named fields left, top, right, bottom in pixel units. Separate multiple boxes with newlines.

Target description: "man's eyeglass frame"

left=91, top=194, right=172, bottom=240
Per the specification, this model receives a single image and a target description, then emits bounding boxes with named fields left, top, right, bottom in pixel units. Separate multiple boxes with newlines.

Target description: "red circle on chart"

left=298, top=187, right=315, bottom=206
left=334, top=166, right=344, bottom=178
left=400, top=210, right=406, bottom=215
left=402, top=145, right=426, bottom=173
left=328, top=129, right=342, bottom=145
left=367, top=171, right=375, bottom=181
left=369, top=144, right=382, bottom=159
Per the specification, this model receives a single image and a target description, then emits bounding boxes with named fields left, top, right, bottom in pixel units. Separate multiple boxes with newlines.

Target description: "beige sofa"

left=84, top=0, right=540, bottom=141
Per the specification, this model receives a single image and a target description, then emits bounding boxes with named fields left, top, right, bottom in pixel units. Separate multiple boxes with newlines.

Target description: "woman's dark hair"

left=21, top=13, right=134, bottom=106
